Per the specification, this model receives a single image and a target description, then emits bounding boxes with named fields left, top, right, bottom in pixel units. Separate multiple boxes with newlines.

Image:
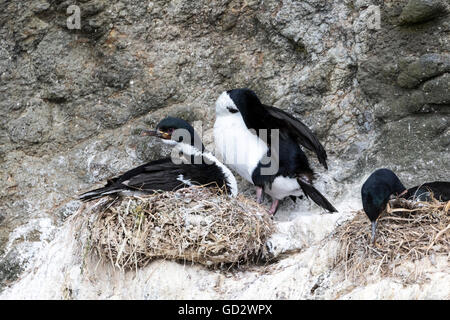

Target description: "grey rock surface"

left=399, top=0, right=447, bottom=25
left=0, top=0, right=449, bottom=293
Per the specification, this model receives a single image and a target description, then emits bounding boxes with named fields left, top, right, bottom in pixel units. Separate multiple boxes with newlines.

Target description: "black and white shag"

left=213, top=88, right=337, bottom=215
left=79, top=117, right=237, bottom=202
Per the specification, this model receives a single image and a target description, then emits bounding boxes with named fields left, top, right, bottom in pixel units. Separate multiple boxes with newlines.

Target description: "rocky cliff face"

left=0, top=0, right=449, bottom=296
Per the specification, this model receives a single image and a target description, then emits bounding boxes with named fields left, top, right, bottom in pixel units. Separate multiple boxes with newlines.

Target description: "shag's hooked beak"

left=140, top=129, right=171, bottom=139
left=140, top=129, right=158, bottom=137
left=371, top=221, right=378, bottom=246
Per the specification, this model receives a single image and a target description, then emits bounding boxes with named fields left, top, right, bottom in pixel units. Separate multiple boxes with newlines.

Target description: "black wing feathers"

left=403, top=181, right=450, bottom=201
left=263, top=105, right=328, bottom=170
left=238, top=100, right=328, bottom=170
left=79, top=158, right=228, bottom=202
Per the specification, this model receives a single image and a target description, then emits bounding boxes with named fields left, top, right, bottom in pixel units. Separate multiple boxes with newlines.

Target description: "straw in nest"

left=334, top=197, right=450, bottom=279
left=79, top=186, right=274, bottom=270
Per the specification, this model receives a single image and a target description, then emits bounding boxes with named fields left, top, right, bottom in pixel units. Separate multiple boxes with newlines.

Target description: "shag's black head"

left=227, top=88, right=262, bottom=114
left=155, top=117, right=195, bottom=141
left=361, top=168, right=406, bottom=221
left=361, top=168, right=406, bottom=244
left=142, top=117, right=204, bottom=151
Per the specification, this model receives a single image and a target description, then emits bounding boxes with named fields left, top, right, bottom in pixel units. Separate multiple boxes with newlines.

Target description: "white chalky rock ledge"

left=1, top=196, right=448, bottom=300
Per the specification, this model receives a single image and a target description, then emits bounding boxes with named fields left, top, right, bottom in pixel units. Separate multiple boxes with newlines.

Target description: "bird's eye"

left=227, top=107, right=238, bottom=113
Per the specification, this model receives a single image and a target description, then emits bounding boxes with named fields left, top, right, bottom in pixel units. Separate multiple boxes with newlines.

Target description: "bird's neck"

left=174, top=142, right=238, bottom=197
left=174, top=142, right=204, bottom=160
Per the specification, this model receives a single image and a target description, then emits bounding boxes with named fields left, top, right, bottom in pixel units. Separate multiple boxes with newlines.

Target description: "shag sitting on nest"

left=79, top=117, right=238, bottom=202
left=361, top=168, right=407, bottom=245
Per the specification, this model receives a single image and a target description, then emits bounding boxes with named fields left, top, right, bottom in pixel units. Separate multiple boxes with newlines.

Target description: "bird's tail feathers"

left=298, top=180, right=338, bottom=213
left=78, top=186, right=120, bottom=202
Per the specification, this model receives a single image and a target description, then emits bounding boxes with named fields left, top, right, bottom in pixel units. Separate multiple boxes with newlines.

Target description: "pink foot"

left=268, top=199, right=279, bottom=215
left=256, top=187, right=263, bottom=204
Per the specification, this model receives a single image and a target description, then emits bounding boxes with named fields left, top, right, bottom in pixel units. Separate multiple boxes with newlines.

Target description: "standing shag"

left=79, top=117, right=238, bottom=201
left=213, top=88, right=337, bottom=215
left=361, top=168, right=407, bottom=245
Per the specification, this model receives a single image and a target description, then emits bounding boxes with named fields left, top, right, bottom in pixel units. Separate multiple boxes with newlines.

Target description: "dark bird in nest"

left=361, top=168, right=407, bottom=245
left=79, top=117, right=237, bottom=202
left=213, top=88, right=337, bottom=215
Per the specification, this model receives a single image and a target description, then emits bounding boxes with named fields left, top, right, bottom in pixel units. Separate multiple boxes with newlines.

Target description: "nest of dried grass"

left=79, top=186, right=274, bottom=270
left=334, top=197, right=450, bottom=279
